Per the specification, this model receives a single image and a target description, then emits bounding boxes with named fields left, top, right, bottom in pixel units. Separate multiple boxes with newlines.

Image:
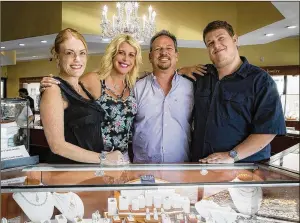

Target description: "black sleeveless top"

left=46, top=77, right=105, bottom=164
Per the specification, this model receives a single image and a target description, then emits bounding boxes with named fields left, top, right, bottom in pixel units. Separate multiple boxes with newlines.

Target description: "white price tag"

left=8, top=217, right=21, bottom=223
left=1, top=176, right=27, bottom=186
left=1, top=145, right=30, bottom=161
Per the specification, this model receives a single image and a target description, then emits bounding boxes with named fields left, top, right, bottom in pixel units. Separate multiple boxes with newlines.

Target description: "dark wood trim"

left=286, top=120, right=300, bottom=131
left=19, top=77, right=43, bottom=89
left=261, top=65, right=300, bottom=76
left=1, top=77, right=7, bottom=98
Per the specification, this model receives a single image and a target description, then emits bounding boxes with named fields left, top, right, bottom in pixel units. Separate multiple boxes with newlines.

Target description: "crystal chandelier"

left=100, top=2, right=156, bottom=43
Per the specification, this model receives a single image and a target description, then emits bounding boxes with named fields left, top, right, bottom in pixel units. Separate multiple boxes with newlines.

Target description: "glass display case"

left=1, top=98, right=30, bottom=155
left=272, top=74, right=300, bottom=121
left=1, top=163, right=299, bottom=223
left=268, top=143, right=299, bottom=174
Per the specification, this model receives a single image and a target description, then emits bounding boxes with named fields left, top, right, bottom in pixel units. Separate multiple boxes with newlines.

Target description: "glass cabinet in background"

left=1, top=163, right=299, bottom=222
left=1, top=98, right=30, bottom=155
left=271, top=74, right=299, bottom=122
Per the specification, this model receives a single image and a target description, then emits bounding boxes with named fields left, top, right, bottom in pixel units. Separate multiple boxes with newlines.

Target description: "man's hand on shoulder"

left=40, top=74, right=60, bottom=93
left=178, top=64, right=207, bottom=81
left=80, top=72, right=99, bottom=84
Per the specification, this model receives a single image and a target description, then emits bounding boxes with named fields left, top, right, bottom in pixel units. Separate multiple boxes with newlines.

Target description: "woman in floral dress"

left=76, top=34, right=142, bottom=162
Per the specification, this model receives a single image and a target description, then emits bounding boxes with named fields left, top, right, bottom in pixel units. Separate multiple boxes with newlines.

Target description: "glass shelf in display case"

left=1, top=163, right=299, bottom=223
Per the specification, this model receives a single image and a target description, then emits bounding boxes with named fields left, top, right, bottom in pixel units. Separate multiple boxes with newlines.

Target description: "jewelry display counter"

left=267, top=143, right=299, bottom=173
left=1, top=163, right=299, bottom=223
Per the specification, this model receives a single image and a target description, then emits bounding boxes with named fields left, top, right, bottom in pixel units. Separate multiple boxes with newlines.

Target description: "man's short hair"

left=19, top=88, right=29, bottom=95
left=203, top=20, right=235, bottom=45
left=150, top=30, right=178, bottom=52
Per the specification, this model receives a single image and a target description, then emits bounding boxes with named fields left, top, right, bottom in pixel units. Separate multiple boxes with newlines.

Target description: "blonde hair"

left=98, top=34, right=142, bottom=89
left=50, top=28, right=88, bottom=59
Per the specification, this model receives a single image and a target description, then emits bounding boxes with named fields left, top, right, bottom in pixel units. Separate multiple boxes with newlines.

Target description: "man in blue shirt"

left=192, top=21, right=286, bottom=163
left=133, top=30, right=194, bottom=163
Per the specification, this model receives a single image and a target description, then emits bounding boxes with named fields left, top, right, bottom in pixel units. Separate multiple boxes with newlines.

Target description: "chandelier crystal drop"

left=100, top=2, right=156, bottom=43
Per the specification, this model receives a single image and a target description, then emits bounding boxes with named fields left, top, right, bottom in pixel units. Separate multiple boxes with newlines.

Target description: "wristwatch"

left=99, top=151, right=107, bottom=165
left=229, top=149, right=239, bottom=162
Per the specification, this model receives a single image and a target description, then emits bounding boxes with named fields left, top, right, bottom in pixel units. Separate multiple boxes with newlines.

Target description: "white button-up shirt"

left=133, top=72, right=194, bottom=163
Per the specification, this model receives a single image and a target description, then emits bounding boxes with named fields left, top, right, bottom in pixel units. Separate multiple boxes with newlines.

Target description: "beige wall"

left=236, top=2, right=283, bottom=35
left=5, top=36, right=299, bottom=97
left=239, top=37, right=300, bottom=66
left=6, top=60, right=58, bottom=98
left=1, top=66, right=8, bottom=78
left=1, top=2, right=62, bottom=41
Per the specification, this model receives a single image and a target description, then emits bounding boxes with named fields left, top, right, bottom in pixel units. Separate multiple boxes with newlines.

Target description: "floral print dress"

left=95, top=80, right=137, bottom=153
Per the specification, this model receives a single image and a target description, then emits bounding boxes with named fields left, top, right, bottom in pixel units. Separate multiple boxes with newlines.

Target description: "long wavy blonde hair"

left=98, top=34, right=142, bottom=89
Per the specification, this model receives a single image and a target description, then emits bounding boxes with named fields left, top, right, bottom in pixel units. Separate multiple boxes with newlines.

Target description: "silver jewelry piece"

left=19, top=192, right=48, bottom=206
left=146, top=208, right=151, bottom=220
left=92, top=210, right=101, bottom=223
left=153, top=208, right=158, bottom=220
left=54, top=192, right=78, bottom=213
left=95, top=169, right=105, bottom=176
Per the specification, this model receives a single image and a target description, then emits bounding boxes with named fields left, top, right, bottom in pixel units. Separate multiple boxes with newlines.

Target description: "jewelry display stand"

left=12, top=192, right=54, bottom=222
left=228, top=176, right=263, bottom=215
left=1, top=218, right=8, bottom=223
left=228, top=186, right=263, bottom=215
left=195, top=200, right=239, bottom=223
left=53, top=192, right=84, bottom=221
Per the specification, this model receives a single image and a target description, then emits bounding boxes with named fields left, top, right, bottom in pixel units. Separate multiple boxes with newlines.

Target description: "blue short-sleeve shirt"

left=191, top=56, right=286, bottom=162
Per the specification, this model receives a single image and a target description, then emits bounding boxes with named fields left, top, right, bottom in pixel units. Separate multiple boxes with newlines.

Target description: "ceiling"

left=0, top=1, right=299, bottom=63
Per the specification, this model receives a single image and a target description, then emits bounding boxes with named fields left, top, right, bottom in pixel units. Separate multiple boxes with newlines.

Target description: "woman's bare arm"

left=80, top=72, right=102, bottom=99
left=40, top=85, right=101, bottom=163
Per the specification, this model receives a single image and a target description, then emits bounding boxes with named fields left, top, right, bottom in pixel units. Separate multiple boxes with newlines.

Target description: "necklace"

left=235, top=187, right=259, bottom=198
left=19, top=192, right=48, bottom=206
left=53, top=192, right=78, bottom=213
left=92, top=210, right=101, bottom=223
left=113, top=83, right=121, bottom=90
left=105, top=82, right=128, bottom=99
left=72, top=85, right=81, bottom=94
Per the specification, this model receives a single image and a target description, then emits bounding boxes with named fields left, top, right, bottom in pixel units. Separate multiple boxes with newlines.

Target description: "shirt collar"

left=151, top=70, right=179, bottom=85
left=209, top=56, right=250, bottom=79
left=234, top=56, right=250, bottom=78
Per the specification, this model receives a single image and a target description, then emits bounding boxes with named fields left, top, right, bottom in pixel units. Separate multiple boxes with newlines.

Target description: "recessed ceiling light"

left=102, top=38, right=111, bottom=42
left=19, top=43, right=25, bottom=46
left=41, top=40, right=47, bottom=43
left=1, top=46, right=5, bottom=49
left=265, top=33, right=274, bottom=37
left=286, top=25, right=297, bottom=29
